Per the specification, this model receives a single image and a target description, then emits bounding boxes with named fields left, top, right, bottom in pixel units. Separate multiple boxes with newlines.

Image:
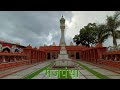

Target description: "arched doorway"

left=2, top=48, right=10, bottom=53
left=15, top=48, right=19, bottom=52
left=76, top=52, right=80, bottom=59
left=47, top=53, right=50, bottom=59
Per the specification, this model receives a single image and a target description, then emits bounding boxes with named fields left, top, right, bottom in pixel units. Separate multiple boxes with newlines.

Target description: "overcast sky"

left=0, top=11, right=119, bottom=47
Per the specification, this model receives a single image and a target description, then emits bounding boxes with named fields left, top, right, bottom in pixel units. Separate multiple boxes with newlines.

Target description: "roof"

left=0, top=40, right=8, bottom=44
left=0, top=40, right=26, bottom=48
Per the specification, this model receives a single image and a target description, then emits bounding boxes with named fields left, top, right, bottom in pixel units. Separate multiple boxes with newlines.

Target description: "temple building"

left=1, top=16, right=120, bottom=71
left=0, top=40, right=26, bottom=53
left=39, top=16, right=87, bottom=60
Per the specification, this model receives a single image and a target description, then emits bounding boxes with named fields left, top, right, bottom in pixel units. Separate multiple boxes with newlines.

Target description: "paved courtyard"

left=32, top=68, right=99, bottom=79
left=0, top=60, right=120, bottom=79
left=79, top=61, right=120, bottom=79
left=0, top=61, right=50, bottom=79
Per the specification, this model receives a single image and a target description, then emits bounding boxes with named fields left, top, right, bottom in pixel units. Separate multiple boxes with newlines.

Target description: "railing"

left=0, top=60, right=30, bottom=71
left=0, top=51, right=27, bottom=63
left=0, top=51, right=30, bottom=71
left=98, top=59, right=120, bottom=69
left=107, top=45, right=120, bottom=51
left=52, top=59, right=79, bottom=68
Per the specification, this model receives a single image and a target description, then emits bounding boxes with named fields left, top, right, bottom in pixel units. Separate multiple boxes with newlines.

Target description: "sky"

left=0, top=11, right=119, bottom=47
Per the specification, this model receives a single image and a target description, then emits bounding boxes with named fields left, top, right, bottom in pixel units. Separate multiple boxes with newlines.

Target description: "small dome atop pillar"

left=60, top=15, right=65, bottom=22
left=70, top=41, right=73, bottom=46
left=26, top=44, right=32, bottom=49
left=34, top=47, right=37, bottom=50
left=52, top=42, right=56, bottom=46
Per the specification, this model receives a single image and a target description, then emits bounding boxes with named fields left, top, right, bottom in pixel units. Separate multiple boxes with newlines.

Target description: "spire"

left=27, top=44, right=32, bottom=49
left=70, top=41, right=73, bottom=46
left=53, top=42, right=56, bottom=46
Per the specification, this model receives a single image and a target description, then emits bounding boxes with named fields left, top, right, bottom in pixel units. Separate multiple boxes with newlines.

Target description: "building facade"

left=1, top=16, right=120, bottom=71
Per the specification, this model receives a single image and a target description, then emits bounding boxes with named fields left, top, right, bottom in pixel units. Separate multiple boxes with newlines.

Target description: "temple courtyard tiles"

left=79, top=61, right=120, bottom=79
left=1, top=61, right=50, bottom=79
left=1, top=60, right=120, bottom=79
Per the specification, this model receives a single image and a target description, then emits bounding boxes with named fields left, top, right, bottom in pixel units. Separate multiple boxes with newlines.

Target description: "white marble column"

left=59, top=16, right=66, bottom=46
left=3, top=56, right=6, bottom=63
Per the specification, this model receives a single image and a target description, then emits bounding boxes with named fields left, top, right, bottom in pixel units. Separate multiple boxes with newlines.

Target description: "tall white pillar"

left=59, top=15, right=66, bottom=46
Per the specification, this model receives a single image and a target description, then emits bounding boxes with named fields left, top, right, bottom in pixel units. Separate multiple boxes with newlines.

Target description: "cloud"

left=65, top=11, right=116, bottom=47
left=0, top=11, right=72, bottom=47
left=0, top=11, right=119, bottom=47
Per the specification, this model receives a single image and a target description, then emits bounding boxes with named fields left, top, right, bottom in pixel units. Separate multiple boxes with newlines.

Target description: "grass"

left=46, top=67, right=72, bottom=79
left=23, top=62, right=53, bottom=79
left=77, top=61, right=109, bottom=79
left=58, top=68, right=72, bottom=79
left=23, top=60, right=108, bottom=79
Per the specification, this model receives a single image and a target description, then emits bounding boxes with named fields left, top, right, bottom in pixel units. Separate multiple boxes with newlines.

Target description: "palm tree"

left=106, top=11, right=120, bottom=46
left=95, top=24, right=109, bottom=44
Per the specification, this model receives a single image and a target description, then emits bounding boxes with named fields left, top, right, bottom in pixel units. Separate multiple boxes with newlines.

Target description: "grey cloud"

left=0, top=11, right=72, bottom=47
left=0, top=11, right=117, bottom=47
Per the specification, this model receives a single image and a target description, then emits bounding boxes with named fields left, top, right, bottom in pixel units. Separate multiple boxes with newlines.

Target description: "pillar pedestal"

left=3, top=57, right=6, bottom=63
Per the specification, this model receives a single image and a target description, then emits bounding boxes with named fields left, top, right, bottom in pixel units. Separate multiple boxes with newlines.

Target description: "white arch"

left=14, top=48, right=20, bottom=52
left=0, top=44, right=2, bottom=51
left=107, top=46, right=112, bottom=51
left=2, top=46, right=11, bottom=51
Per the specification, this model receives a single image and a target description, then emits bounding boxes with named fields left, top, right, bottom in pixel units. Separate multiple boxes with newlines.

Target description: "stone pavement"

left=87, top=62, right=120, bottom=74
left=1, top=60, right=120, bottom=79
left=0, top=61, right=51, bottom=79
left=79, top=61, right=120, bottom=79
left=0, top=63, right=40, bottom=78
left=32, top=70, right=58, bottom=79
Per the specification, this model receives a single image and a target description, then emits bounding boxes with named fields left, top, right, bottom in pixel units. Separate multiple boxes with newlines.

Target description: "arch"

left=107, top=46, right=113, bottom=51
left=113, top=45, right=118, bottom=50
left=2, top=46, right=11, bottom=50
left=15, top=48, right=19, bottom=52
left=76, top=52, right=80, bottom=59
left=0, top=44, right=2, bottom=51
left=117, top=44, right=120, bottom=49
left=47, top=53, right=50, bottom=59
left=2, top=47, right=10, bottom=53
left=2, top=46, right=11, bottom=52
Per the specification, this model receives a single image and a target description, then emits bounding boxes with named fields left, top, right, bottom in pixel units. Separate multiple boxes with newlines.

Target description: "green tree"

left=95, top=24, right=109, bottom=44
left=73, top=23, right=97, bottom=47
left=106, top=11, right=120, bottom=46
left=73, top=23, right=110, bottom=47
left=73, top=34, right=80, bottom=45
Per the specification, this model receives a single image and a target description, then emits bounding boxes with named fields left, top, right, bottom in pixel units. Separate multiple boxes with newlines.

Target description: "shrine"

left=0, top=15, right=120, bottom=72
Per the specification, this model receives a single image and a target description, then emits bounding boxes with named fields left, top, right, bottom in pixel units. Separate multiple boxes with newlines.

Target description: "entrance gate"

left=47, top=53, right=50, bottom=59
left=76, top=52, right=80, bottom=59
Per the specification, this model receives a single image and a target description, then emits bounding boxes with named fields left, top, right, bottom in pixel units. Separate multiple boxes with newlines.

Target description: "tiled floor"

left=1, top=61, right=50, bottom=79
left=1, top=60, right=120, bottom=79
left=79, top=61, right=120, bottom=79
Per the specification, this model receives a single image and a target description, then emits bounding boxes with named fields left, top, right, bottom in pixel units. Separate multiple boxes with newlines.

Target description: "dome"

left=60, top=15, right=65, bottom=21
left=34, top=47, right=37, bottom=50
left=26, top=44, right=32, bottom=49
left=70, top=41, right=73, bottom=46
left=53, top=42, right=56, bottom=46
